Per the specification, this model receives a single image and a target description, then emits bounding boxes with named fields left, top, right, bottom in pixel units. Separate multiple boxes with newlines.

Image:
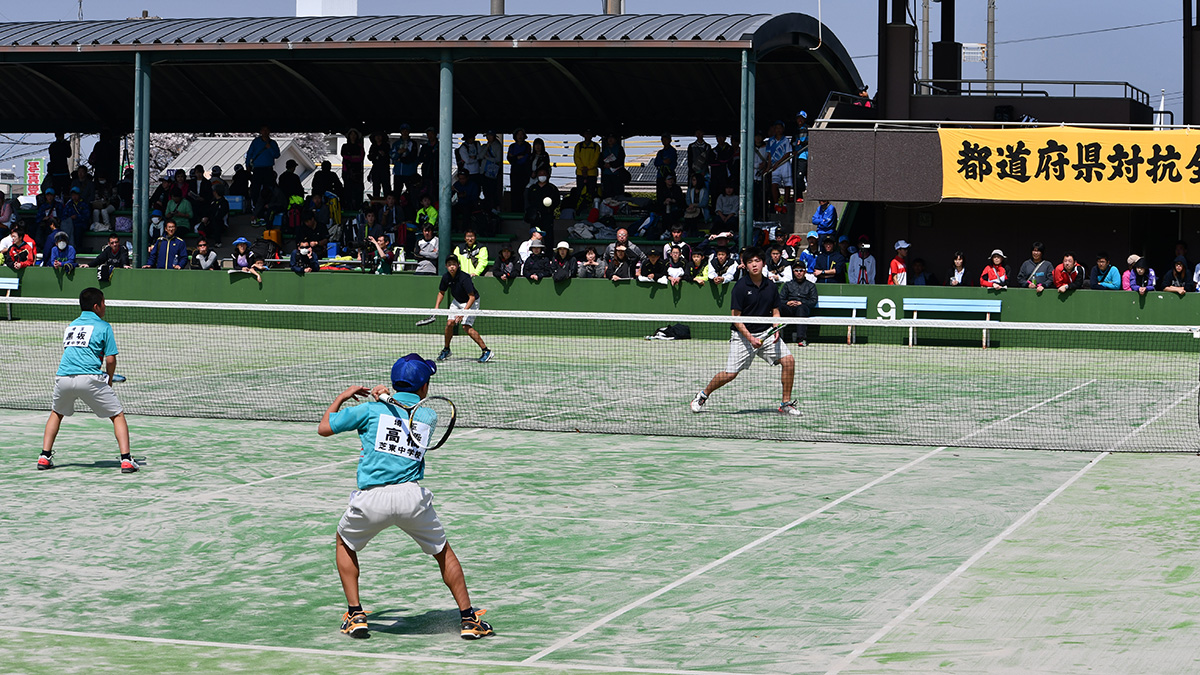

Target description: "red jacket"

left=5, top=234, right=37, bottom=270
left=980, top=263, right=1007, bottom=287
left=1053, top=263, right=1084, bottom=289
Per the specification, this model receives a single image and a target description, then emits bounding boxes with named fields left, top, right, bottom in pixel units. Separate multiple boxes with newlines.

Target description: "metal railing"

left=817, top=119, right=1197, bottom=132
left=915, top=79, right=1150, bottom=106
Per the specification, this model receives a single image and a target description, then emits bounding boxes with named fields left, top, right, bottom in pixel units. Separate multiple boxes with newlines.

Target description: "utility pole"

left=986, top=0, right=995, bottom=92
left=921, top=0, right=930, bottom=93
left=78, top=0, right=84, bottom=20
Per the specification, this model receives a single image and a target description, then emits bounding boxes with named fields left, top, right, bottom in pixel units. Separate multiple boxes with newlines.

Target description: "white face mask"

left=299, top=248, right=311, bottom=256
left=538, top=176, right=548, bottom=183
left=57, top=241, right=67, bottom=250
left=151, top=217, right=161, bottom=225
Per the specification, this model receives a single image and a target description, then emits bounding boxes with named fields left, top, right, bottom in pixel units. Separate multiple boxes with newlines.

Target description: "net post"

left=438, top=50, right=454, bottom=274
left=909, top=310, right=917, bottom=346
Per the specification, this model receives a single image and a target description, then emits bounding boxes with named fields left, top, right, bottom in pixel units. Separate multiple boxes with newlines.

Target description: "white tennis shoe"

left=778, top=400, right=801, bottom=416
left=689, top=392, right=708, bottom=413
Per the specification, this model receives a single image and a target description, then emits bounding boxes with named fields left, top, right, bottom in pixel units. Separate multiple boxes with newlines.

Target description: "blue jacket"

left=46, top=243, right=76, bottom=268
left=245, top=137, right=281, bottom=169
left=147, top=235, right=188, bottom=269
left=62, top=198, right=90, bottom=227
left=810, top=203, right=838, bottom=237
left=1089, top=264, right=1121, bottom=290
left=36, top=197, right=62, bottom=224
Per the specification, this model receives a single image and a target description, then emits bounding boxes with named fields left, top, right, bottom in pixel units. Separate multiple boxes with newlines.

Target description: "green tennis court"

left=3, top=407, right=1199, bottom=674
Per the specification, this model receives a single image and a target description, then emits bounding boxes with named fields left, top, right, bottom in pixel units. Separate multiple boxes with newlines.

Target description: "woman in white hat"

left=980, top=249, right=1008, bottom=288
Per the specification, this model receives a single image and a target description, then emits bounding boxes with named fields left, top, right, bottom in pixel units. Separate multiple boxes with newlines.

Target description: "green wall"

left=4, top=267, right=1199, bottom=325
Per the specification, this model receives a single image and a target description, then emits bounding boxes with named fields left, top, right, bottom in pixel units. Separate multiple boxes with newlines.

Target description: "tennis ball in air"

left=543, top=197, right=553, bottom=208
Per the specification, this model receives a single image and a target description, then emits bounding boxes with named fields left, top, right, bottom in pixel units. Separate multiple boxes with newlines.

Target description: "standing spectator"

left=113, top=168, right=134, bottom=210
left=793, top=111, right=810, bottom=201
left=524, top=168, right=559, bottom=233
left=661, top=223, right=692, bottom=260
left=686, top=130, right=711, bottom=184
left=1052, top=252, right=1085, bottom=294
left=652, top=135, right=678, bottom=201
left=191, top=239, right=220, bottom=270
left=391, top=124, right=419, bottom=193
left=456, top=131, right=482, bottom=178
left=574, top=131, right=601, bottom=193
left=1125, top=254, right=1141, bottom=290
left=164, top=189, right=193, bottom=232
left=765, top=122, right=793, bottom=212
left=605, top=244, right=637, bottom=281
left=814, top=236, right=847, bottom=284
left=1089, top=252, right=1121, bottom=290
left=708, top=133, right=734, bottom=204
left=687, top=249, right=710, bottom=286
left=88, top=131, right=121, bottom=185
left=419, top=128, right=440, bottom=187
left=208, top=165, right=228, bottom=194
left=1016, top=242, right=1053, bottom=290
left=518, top=227, right=545, bottom=262
left=48, top=132, right=72, bottom=196
left=341, top=129, right=365, bottom=209
left=492, top=246, right=521, bottom=281
left=296, top=211, right=331, bottom=254
left=889, top=240, right=910, bottom=285
left=61, top=187, right=90, bottom=251
left=228, top=164, right=250, bottom=204
left=708, top=247, right=737, bottom=284
left=453, top=229, right=490, bottom=277
left=368, top=132, right=391, bottom=199
left=909, top=258, right=937, bottom=285
left=529, top=138, right=552, bottom=185
left=713, top=184, right=739, bottom=234
left=578, top=246, right=604, bottom=279
left=751, top=131, right=770, bottom=220
left=1162, top=257, right=1195, bottom=295
left=1130, top=257, right=1155, bottom=295
left=980, top=249, right=1008, bottom=288
left=603, top=228, right=646, bottom=266
left=289, top=237, right=320, bottom=275
left=278, top=159, right=305, bottom=202
left=200, top=185, right=230, bottom=248
left=33, top=189, right=61, bottom=246
left=413, top=224, right=439, bottom=276
left=779, top=264, right=818, bottom=346
left=837, top=235, right=855, bottom=260
left=479, top=131, right=504, bottom=213
left=507, top=129, right=532, bottom=212
left=811, top=200, right=838, bottom=240
left=522, top=241, right=553, bottom=282
left=143, top=220, right=188, bottom=270
left=311, top=160, right=344, bottom=201
left=186, top=165, right=213, bottom=223
left=551, top=242, right=577, bottom=282
left=229, top=237, right=264, bottom=282
left=46, top=231, right=76, bottom=272
left=415, top=195, right=438, bottom=236
left=71, top=167, right=96, bottom=208
left=637, top=248, right=668, bottom=284
left=86, top=234, right=131, bottom=271
left=665, top=245, right=689, bottom=286
left=245, top=127, right=281, bottom=215
left=847, top=238, right=876, bottom=285
left=600, top=133, right=627, bottom=199
left=450, top=168, right=481, bottom=227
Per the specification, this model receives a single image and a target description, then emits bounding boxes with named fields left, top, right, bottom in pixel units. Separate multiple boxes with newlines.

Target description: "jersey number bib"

left=63, top=325, right=94, bottom=349
left=373, top=413, right=429, bottom=462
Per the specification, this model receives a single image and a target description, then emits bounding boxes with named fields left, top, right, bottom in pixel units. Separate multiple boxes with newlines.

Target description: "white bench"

left=815, top=295, right=868, bottom=344
left=902, top=297, right=1002, bottom=348
left=1, top=276, right=18, bottom=320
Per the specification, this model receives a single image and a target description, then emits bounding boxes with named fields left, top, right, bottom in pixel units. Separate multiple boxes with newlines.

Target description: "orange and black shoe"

left=340, top=610, right=369, bottom=638
left=460, top=608, right=494, bottom=640
left=36, top=453, right=54, bottom=471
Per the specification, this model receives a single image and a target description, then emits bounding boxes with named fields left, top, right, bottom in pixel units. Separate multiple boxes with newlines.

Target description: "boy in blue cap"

left=317, top=353, right=494, bottom=641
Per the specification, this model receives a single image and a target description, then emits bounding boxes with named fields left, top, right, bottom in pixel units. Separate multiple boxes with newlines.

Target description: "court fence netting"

left=2, top=297, right=1197, bottom=453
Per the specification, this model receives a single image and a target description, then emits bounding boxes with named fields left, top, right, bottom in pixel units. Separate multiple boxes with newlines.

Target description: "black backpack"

left=646, top=323, right=691, bottom=340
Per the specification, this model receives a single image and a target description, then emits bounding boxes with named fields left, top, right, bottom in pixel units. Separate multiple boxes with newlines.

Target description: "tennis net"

left=2, top=297, right=1196, bottom=452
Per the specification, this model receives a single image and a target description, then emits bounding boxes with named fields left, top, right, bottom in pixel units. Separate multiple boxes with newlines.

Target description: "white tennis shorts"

left=725, top=328, right=791, bottom=373
left=450, top=299, right=477, bottom=327
left=771, top=162, right=793, bottom=188
left=51, top=374, right=123, bottom=418
left=337, top=482, right=447, bottom=555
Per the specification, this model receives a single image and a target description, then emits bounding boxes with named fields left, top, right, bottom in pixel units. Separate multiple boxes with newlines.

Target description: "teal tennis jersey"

left=329, top=393, right=440, bottom=490
left=57, top=311, right=118, bottom=376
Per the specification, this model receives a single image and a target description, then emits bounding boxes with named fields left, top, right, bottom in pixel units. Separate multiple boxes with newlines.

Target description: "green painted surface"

left=5, top=266, right=1200, bottom=324
left=2, top=412, right=1196, bottom=674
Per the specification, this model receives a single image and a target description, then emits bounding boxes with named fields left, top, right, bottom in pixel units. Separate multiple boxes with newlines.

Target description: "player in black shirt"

left=434, top=256, right=493, bottom=363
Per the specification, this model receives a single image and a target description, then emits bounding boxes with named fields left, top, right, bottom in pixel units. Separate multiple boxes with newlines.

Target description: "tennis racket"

left=378, top=393, right=457, bottom=450
left=752, top=323, right=784, bottom=353
left=414, top=315, right=436, bottom=327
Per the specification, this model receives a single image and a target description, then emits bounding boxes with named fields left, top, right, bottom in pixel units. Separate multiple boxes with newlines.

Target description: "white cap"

left=556, top=241, right=570, bottom=250
left=990, top=249, right=1005, bottom=259
left=895, top=239, right=910, bottom=250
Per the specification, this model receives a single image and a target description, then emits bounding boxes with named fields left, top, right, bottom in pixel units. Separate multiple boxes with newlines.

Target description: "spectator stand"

left=902, top=297, right=1003, bottom=348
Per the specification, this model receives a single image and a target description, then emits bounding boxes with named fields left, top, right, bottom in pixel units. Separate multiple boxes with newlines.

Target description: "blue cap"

left=806, top=230, right=818, bottom=239
left=232, top=236, right=250, bottom=246
left=70, top=186, right=80, bottom=193
left=391, top=353, right=437, bottom=393
left=838, top=235, right=849, bottom=243
left=151, top=209, right=163, bottom=216
left=45, top=188, right=55, bottom=195
left=797, top=111, right=808, bottom=118
left=399, top=122, right=411, bottom=130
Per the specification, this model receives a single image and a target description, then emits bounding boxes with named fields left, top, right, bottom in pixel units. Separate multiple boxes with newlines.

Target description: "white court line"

left=824, top=381, right=1200, bottom=675
left=0, top=626, right=755, bottom=675
left=452, top=512, right=778, bottom=531
left=523, top=379, right=1100, bottom=664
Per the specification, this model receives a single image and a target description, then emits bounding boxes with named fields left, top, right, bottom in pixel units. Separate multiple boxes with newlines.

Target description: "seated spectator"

left=779, top=263, right=818, bottom=346
left=847, top=237, right=876, bottom=284
left=229, top=237, right=264, bottom=282
left=311, top=160, right=344, bottom=200
left=708, top=247, right=737, bottom=284
left=796, top=231, right=820, bottom=278
left=665, top=245, right=688, bottom=286
left=295, top=211, right=331, bottom=254
left=577, top=246, right=604, bottom=279
left=701, top=231, right=735, bottom=257
left=191, top=238, right=220, bottom=270
left=415, top=194, right=438, bottom=232
left=186, top=165, right=213, bottom=223
left=290, top=238, right=320, bottom=275
left=453, top=228, right=490, bottom=277
left=198, top=186, right=230, bottom=248
left=451, top=168, right=480, bottom=227
left=980, top=249, right=1008, bottom=288
left=1089, top=252, right=1121, bottom=290
left=1052, top=252, right=1084, bottom=294
left=551, top=241, right=577, bottom=282
left=61, top=187, right=90, bottom=250
left=945, top=251, right=968, bottom=286
left=909, top=258, right=937, bottom=285
left=376, top=192, right=403, bottom=247
left=637, top=248, right=668, bottom=284
left=811, top=199, right=838, bottom=240
left=361, top=233, right=395, bottom=275
left=687, top=249, right=709, bottom=286
left=814, top=236, right=847, bottom=284
left=519, top=227, right=545, bottom=262
left=661, top=223, right=692, bottom=260
left=764, top=245, right=791, bottom=283
left=413, top=224, right=439, bottom=275
left=164, top=188, right=193, bottom=232
left=148, top=209, right=165, bottom=240
left=1120, top=254, right=1139, bottom=290
left=144, top=220, right=188, bottom=269
left=713, top=184, right=739, bottom=233
left=524, top=168, right=560, bottom=232
left=658, top=173, right=686, bottom=228
left=681, top=203, right=706, bottom=236
left=1129, top=257, right=1156, bottom=295
left=1017, top=242, right=1053, bottom=290
left=522, top=240, right=553, bottom=282
left=85, top=234, right=131, bottom=271
left=46, top=231, right=76, bottom=272
left=41, top=217, right=66, bottom=258
left=3, top=223, right=36, bottom=270
left=685, top=173, right=709, bottom=222
left=1162, top=256, right=1195, bottom=296
left=492, top=246, right=521, bottom=281
left=604, top=228, right=646, bottom=265
left=605, top=244, right=637, bottom=281
left=89, top=177, right=116, bottom=232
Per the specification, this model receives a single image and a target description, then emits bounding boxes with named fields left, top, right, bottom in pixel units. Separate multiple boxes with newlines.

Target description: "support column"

left=132, top=52, right=151, bottom=267
left=737, top=50, right=756, bottom=247
left=438, top=51, right=454, bottom=273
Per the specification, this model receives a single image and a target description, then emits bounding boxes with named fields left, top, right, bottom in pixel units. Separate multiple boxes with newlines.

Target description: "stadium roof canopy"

left=0, top=13, right=863, bottom=135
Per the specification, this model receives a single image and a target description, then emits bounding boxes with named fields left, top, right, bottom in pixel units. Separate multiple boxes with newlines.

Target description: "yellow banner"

left=939, top=127, right=1200, bottom=205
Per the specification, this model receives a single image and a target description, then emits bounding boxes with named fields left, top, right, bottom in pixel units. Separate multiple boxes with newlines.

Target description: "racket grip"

left=378, top=393, right=395, bottom=405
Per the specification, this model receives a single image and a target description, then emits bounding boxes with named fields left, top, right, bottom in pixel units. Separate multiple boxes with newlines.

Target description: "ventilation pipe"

left=490, top=0, right=504, bottom=15
left=603, top=0, right=623, bottom=15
